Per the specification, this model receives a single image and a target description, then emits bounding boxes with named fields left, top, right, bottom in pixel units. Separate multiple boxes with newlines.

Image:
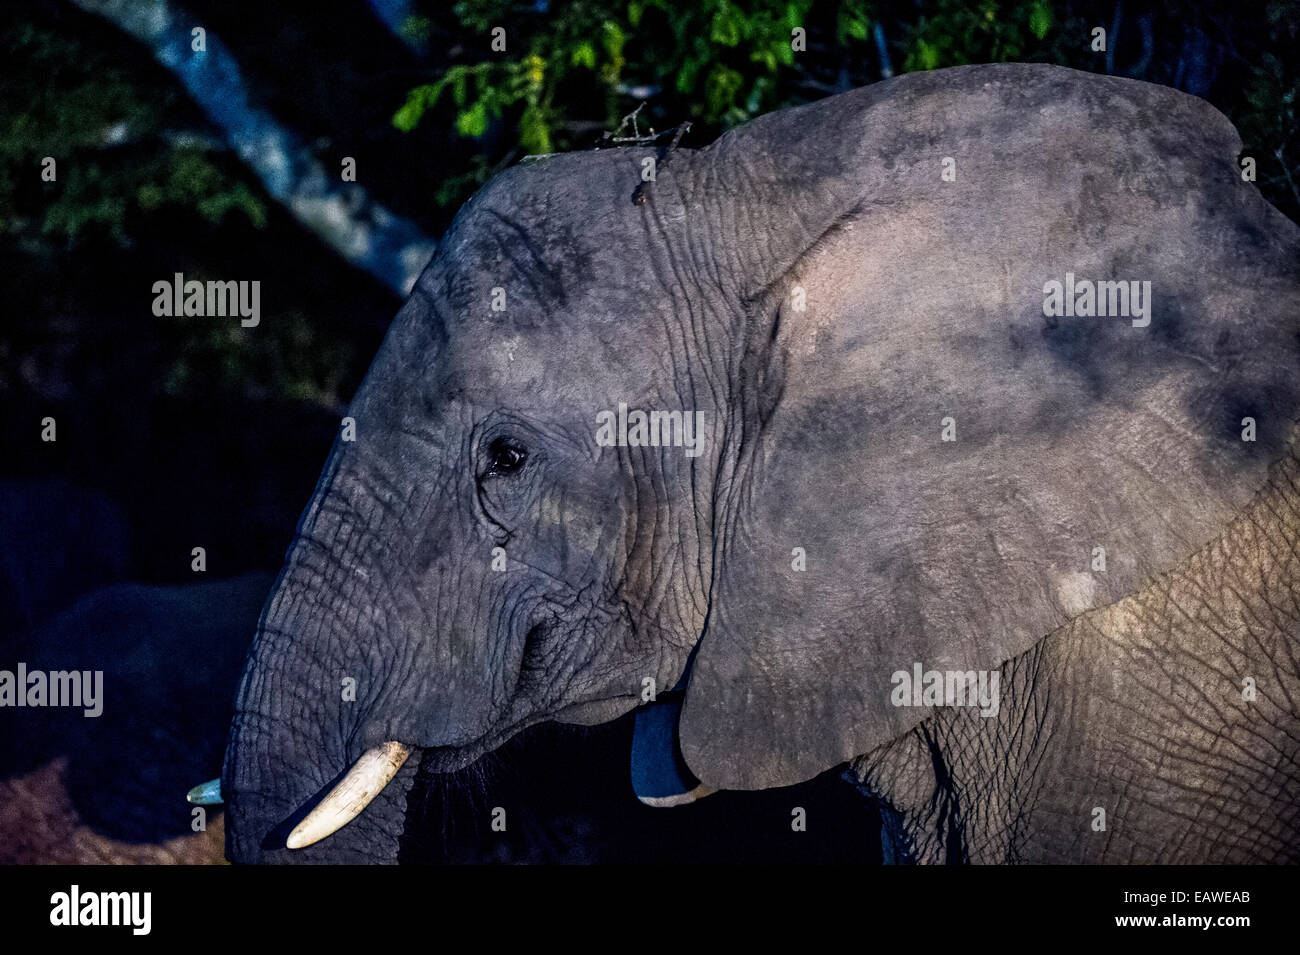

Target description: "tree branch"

left=70, top=0, right=437, bottom=296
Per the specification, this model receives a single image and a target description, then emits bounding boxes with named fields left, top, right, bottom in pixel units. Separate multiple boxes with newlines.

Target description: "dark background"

left=1, top=0, right=1296, bottom=862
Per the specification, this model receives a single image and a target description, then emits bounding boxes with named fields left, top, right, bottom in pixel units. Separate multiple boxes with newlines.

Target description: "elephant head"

left=221, top=63, right=1300, bottom=862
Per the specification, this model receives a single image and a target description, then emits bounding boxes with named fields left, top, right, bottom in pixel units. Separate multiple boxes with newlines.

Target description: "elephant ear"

left=677, top=64, right=1300, bottom=790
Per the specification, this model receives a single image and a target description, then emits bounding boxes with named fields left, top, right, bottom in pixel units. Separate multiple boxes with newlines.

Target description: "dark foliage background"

left=1, top=0, right=1296, bottom=862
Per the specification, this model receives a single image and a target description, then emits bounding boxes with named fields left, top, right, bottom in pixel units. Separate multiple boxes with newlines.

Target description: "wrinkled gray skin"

left=224, top=63, right=1300, bottom=863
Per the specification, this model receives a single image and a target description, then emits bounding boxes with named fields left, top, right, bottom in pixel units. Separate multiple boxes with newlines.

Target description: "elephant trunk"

left=222, top=456, right=420, bottom=864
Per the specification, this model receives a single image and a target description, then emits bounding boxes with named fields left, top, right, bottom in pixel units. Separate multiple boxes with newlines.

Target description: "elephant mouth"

left=278, top=622, right=550, bottom=849
left=287, top=692, right=642, bottom=849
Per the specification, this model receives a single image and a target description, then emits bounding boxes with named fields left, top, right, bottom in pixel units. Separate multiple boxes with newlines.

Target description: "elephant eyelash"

left=479, top=436, right=528, bottom=480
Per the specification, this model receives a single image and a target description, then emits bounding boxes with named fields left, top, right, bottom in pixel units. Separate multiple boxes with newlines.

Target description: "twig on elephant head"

left=631, top=120, right=693, bottom=207
left=598, top=102, right=655, bottom=147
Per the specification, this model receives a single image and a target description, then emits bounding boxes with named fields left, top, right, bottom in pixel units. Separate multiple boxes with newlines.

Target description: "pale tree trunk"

left=71, top=0, right=437, bottom=295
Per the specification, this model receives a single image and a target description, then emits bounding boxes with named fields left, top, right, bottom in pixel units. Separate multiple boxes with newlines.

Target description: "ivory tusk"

left=286, top=742, right=411, bottom=850
left=636, top=783, right=717, bottom=808
left=186, top=778, right=223, bottom=805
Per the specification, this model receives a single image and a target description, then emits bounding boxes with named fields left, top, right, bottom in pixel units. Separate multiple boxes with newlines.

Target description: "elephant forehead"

left=420, top=152, right=706, bottom=324
left=441, top=314, right=685, bottom=404
left=431, top=185, right=643, bottom=304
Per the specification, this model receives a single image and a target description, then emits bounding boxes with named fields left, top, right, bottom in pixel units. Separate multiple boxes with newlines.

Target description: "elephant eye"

left=483, top=437, right=527, bottom=478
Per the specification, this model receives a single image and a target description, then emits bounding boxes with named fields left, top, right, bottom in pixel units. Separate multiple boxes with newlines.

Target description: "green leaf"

left=392, top=85, right=438, bottom=132
left=1029, top=2, right=1052, bottom=40
left=917, top=38, right=940, bottom=71
left=571, top=41, right=597, bottom=69
left=457, top=100, right=489, bottom=138
left=710, top=3, right=745, bottom=47
left=522, top=54, right=546, bottom=88
left=519, top=103, right=552, bottom=154
left=751, top=47, right=776, bottom=72
left=602, top=20, right=626, bottom=59
left=839, top=13, right=869, bottom=43
left=705, top=64, right=744, bottom=119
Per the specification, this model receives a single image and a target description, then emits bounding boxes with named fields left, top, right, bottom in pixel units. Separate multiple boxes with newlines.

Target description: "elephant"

left=0, top=573, right=273, bottom=864
left=217, top=62, right=1300, bottom=863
